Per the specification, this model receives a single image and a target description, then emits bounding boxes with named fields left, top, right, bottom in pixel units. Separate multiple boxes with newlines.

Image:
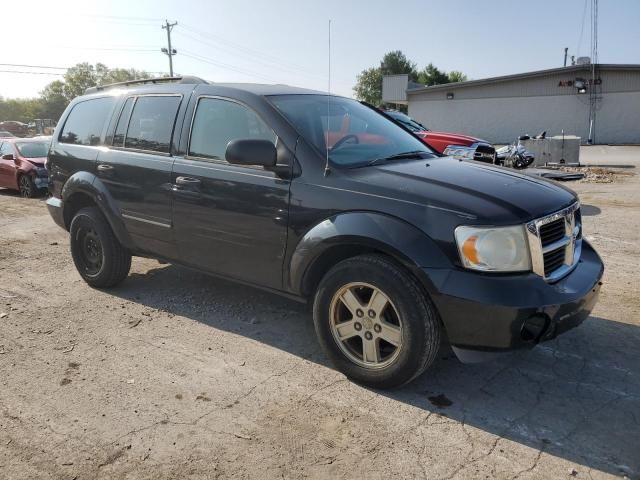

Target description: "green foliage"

left=353, top=67, right=383, bottom=106
left=0, top=63, right=153, bottom=124
left=447, top=70, right=468, bottom=83
left=354, top=52, right=467, bottom=106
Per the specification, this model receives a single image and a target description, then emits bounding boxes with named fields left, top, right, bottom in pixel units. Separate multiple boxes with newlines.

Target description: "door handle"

left=97, top=164, right=114, bottom=172
left=175, top=176, right=201, bottom=185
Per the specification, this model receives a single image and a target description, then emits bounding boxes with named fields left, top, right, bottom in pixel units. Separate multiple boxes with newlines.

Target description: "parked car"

left=0, top=138, right=50, bottom=197
left=0, top=130, right=16, bottom=138
left=46, top=77, right=603, bottom=389
left=0, top=121, right=29, bottom=137
left=384, top=110, right=496, bottom=163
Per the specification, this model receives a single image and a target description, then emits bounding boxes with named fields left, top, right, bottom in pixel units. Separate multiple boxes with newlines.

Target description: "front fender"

left=289, top=211, right=452, bottom=296
left=61, top=172, right=134, bottom=249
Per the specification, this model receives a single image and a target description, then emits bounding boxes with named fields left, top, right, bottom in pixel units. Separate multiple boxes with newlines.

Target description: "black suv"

left=46, top=76, right=604, bottom=388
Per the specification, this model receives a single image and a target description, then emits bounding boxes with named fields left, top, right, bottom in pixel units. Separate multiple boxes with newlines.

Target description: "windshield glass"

left=269, top=95, right=435, bottom=168
left=16, top=142, right=49, bottom=158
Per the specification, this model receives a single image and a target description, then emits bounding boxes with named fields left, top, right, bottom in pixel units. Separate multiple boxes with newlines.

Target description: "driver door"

left=0, top=142, right=17, bottom=188
left=171, top=96, right=290, bottom=290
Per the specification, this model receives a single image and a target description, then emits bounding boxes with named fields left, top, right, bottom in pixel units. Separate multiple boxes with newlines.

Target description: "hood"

left=346, top=157, right=577, bottom=224
left=24, top=157, right=46, bottom=166
left=421, top=131, right=489, bottom=146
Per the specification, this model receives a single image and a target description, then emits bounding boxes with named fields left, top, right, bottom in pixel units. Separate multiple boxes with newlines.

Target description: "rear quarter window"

left=59, top=97, right=116, bottom=146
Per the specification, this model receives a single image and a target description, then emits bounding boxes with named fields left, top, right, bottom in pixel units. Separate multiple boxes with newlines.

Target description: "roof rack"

left=85, top=75, right=209, bottom=94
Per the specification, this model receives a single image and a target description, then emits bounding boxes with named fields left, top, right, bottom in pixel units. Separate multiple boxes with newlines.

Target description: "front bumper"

left=424, top=240, right=603, bottom=358
left=46, top=196, right=66, bottom=230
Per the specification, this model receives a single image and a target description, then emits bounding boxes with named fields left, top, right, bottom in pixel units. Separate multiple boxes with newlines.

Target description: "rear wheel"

left=18, top=175, right=36, bottom=198
left=313, top=254, right=441, bottom=389
left=69, top=207, right=131, bottom=288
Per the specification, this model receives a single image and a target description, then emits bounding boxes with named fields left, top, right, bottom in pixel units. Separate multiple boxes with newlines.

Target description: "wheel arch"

left=289, top=211, right=451, bottom=299
left=61, top=171, right=134, bottom=249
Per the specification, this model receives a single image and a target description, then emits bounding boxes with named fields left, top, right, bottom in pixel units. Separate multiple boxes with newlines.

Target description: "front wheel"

left=313, top=254, right=442, bottom=389
left=69, top=207, right=131, bottom=288
left=18, top=175, right=36, bottom=198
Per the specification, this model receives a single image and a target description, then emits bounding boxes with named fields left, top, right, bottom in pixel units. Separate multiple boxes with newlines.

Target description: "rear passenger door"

left=96, top=94, right=183, bottom=258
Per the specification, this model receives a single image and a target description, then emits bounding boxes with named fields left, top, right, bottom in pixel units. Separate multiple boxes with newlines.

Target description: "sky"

left=2, top=0, right=639, bottom=99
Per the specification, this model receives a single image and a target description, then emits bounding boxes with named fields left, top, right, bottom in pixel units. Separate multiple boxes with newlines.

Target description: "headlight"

left=455, top=225, right=531, bottom=272
left=443, top=145, right=475, bottom=160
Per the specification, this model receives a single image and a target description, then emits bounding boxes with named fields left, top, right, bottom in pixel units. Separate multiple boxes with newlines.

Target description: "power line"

left=174, top=29, right=322, bottom=80
left=180, top=50, right=277, bottom=82
left=0, top=70, right=63, bottom=75
left=0, top=63, right=68, bottom=70
left=179, top=23, right=318, bottom=76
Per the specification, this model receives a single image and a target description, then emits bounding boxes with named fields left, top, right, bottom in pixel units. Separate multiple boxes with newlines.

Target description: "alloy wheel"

left=19, top=176, right=32, bottom=198
left=329, top=282, right=403, bottom=369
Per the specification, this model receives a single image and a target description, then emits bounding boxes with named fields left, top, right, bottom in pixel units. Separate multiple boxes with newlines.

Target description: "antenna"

left=324, top=19, right=332, bottom=177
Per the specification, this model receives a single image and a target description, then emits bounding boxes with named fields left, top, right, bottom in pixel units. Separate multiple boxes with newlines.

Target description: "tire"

left=18, top=174, right=36, bottom=198
left=313, top=254, right=441, bottom=389
left=69, top=207, right=131, bottom=288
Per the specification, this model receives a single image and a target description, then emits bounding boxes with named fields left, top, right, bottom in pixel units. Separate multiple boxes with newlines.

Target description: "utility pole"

left=161, top=20, right=178, bottom=76
left=563, top=47, right=568, bottom=67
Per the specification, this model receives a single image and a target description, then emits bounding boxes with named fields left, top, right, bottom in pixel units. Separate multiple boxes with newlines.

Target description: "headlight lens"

left=443, top=145, right=475, bottom=160
left=455, top=225, right=531, bottom=272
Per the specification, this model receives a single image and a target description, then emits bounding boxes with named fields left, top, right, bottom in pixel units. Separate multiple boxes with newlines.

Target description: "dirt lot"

left=1, top=146, right=639, bottom=480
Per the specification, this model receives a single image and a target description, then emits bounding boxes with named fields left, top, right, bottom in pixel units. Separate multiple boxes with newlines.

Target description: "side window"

left=59, top=97, right=115, bottom=146
left=189, top=97, right=276, bottom=161
left=124, top=96, right=181, bottom=154
left=112, top=97, right=134, bottom=147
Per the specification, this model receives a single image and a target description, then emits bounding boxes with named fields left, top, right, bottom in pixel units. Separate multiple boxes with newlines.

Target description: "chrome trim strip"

left=542, top=236, right=571, bottom=254
left=121, top=213, right=171, bottom=229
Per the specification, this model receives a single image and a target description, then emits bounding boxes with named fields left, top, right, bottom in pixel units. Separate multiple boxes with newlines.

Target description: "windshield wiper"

left=363, top=150, right=430, bottom=167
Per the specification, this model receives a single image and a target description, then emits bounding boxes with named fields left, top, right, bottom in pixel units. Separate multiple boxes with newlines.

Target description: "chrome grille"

left=526, top=202, right=581, bottom=282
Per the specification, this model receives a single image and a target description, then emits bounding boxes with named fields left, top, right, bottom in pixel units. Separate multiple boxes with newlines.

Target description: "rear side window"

left=189, top=97, right=275, bottom=161
left=124, top=96, right=181, bottom=154
left=113, top=97, right=134, bottom=147
left=59, top=97, right=115, bottom=146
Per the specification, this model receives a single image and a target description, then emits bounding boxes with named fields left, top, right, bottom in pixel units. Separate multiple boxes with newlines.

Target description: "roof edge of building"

left=407, top=64, right=640, bottom=95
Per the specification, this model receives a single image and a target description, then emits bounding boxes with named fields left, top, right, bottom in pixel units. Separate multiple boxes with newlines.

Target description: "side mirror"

left=1, top=153, right=15, bottom=161
left=225, top=139, right=277, bottom=168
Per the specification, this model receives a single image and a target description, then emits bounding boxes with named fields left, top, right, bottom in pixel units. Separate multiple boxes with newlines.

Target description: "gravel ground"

left=0, top=147, right=639, bottom=479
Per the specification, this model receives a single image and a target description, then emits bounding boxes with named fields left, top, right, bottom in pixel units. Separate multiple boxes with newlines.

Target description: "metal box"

left=521, top=135, right=581, bottom=166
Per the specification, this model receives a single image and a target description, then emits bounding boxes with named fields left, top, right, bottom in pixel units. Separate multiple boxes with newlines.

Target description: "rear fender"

left=61, top=171, right=133, bottom=249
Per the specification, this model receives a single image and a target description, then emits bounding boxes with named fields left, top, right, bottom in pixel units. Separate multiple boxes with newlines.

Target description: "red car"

left=0, top=138, right=50, bottom=197
left=384, top=110, right=496, bottom=163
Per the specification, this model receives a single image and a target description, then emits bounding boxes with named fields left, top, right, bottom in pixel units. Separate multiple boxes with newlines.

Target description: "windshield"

left=269, top=95, right=435, bottom=168
left=16, top=142, right=49, bottom=158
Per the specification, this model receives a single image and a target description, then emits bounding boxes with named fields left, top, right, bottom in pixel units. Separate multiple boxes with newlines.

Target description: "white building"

left=382, top=64, right=640, bottom=145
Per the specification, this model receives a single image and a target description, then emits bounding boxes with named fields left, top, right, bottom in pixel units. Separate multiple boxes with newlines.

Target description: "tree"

left=417, top=63, right=449, bottom=86
left=353, top=67, right=383, bottom=106
left=380, top=50, right=418, bottom=81
left=354, top=52, right=466, bottom=106
left=40, top=80, right=68, bottom=120
left=447, top=71, right=468, bottom=83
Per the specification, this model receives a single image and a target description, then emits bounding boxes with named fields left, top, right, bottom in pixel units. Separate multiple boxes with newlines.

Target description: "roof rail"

left=85, top=75, right=209, bottom=94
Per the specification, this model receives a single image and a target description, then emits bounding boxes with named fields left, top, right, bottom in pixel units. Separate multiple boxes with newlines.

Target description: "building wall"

left=409, top=95, right=590, bottom=144
left=406, top=68, right=640, bottom=144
